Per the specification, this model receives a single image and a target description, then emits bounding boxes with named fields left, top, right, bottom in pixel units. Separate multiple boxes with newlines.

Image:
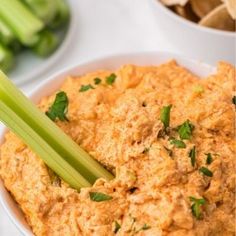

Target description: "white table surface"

left=0, top=0, right=180, bottom=235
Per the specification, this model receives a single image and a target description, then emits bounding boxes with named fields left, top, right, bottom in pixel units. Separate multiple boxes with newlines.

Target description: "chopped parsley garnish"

left=232, top=96, right=236, bottom=105
left=114, top=221, right=121, bottom=234
left=160, top=105, right=172, bottom=130
left=141, top=224, right=151, bottom=230
left=205, top=153, right=213, bottom=165
left=89, top=192, right=113, bottom=202
left=170, top=139, right=186, bottom=148
left=177, top=120, right=195, bottom=140
left=189, top=146, right=196, bottom=167
left=134, top=223, right=151, bottom=233
left=46, top=91, right=69, bottom=121
left=199, top=167, right=213, bottom=177
left=94, top=77, right=102, bottom=85
left=79, top=84, right=94, bottom=92
left=106, top=73, right=116, bottom=85
left=189, top=196, right=206, bottom=219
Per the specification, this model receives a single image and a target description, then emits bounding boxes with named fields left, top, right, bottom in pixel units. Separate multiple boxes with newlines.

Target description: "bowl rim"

left=151, top=0, right=236, bottom=37
left=12, top=0, right=78, bottom=87
left=28, top=50, right=215, bottom=97
left=0, top=51, right=215, bottom=236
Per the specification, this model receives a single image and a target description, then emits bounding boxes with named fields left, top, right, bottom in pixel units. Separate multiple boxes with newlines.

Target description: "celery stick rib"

left=32, top=30, right=59, bottom=57
left=22, top=0, right=58, bottom=25
left=0, top=18, right=15, bottom=45
left=49, top=0, right=70, bottom=29
left=0, top=0, right=44, bottom=46
left=0, top=101, right=91, bottom=190
left=0, top=43, right=14, bottom=72
left=0, top=71, right=113, bottom=189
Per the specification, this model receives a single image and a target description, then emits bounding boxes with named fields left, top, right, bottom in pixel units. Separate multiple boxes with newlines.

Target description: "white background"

left=0, top=0, right=180, bottom=235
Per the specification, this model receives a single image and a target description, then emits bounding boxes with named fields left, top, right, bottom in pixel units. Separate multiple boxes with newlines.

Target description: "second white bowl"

left=149, top=0, right=236, bottom=65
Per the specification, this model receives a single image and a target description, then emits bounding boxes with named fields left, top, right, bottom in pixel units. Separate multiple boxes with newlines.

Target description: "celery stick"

left=32, top=30, right=59, bottom=57
left=0, top=0, right=44, bottom=46
left=0, top=100, right=91, bottom=190
left=0, top=71, right=114, bottom=184
left=0, top=44, right=14, bottom=72
left=22, top=0, right=57, bottom=25
left=49, top=0, right=70, bottom=29
left=0, top=18, right=22, bottom=53
left=0, top=18, right=15, bottom=46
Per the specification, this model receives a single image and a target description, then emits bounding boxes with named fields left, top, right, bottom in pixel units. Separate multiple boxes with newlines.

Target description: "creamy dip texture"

left=0, top=61, right=235, bottom=235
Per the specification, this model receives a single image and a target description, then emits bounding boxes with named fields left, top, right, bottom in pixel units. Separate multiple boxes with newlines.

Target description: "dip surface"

left=0, top=61, right=235, bottom=236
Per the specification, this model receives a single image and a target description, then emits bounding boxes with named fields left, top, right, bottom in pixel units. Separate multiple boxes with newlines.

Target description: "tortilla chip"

left=199, top=4, right=236, bottom=31
left=174, top=3, right=199, bottom=21
left=190, top=0, right=222, bottom=18
left=224, top=0, right=236, bottom=19
left=160, top=0, right=189, bottom=6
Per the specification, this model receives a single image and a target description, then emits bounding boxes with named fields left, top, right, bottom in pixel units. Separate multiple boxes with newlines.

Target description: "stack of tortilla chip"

left=160, top=0, right=236, bottom=31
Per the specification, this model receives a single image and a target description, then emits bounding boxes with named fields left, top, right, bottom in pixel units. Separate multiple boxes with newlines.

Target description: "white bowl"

left=149, top=0, right=236, bottom=65
left=0, top=51, right=215, bottom=235
left=8, top=0, right=78, bottom=87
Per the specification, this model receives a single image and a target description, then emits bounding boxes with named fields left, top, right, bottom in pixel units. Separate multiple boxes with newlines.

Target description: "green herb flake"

left=106, top=73, right=117, bottom=85
left=141, top=224, right=151, bottom=230
left=232, top=96, right=236, bottom=105
left=160, top=105, right=172, bottom=129
left=189, top=196, right=206, bottom=219
left=199, top=167, right=213, bottom=177
left=205, top=153, right=213, bottom=165
left=189, top=146, right=196, bottom=167
left=94, top=77, right=102, bottom=85
left=170, top=139, right=186, bottom=148
left=177, top=120, right=195, bottom=140
left=114, top=221, right=121, bottom=234
left=46, top=91, right=69, bottom=121
left=79, top=84, right=94, bottom=92
left=89, top=192, right=113, bottom=202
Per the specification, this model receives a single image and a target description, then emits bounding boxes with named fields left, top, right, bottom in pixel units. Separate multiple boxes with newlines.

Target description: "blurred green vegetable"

left=22, top=0, right=58, bottom=25
left=0, top=18, right=22, bottom=53
left=0, top=18, right=15, bottom=46
left=32, top=30, right=59, bottom=57
left=0, top=43, right=14, bottom=72
left=0, top=0, right=70, bottom=73
left=49, top=0, right=70, bottom=29
left=0, top=0, right=44, bottom=46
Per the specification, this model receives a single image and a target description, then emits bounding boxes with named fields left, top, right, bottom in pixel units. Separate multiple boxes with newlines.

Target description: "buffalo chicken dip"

left=0, top=60, right=235, bottom=235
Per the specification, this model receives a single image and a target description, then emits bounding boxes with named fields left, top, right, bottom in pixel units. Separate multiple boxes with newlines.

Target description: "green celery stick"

left=0, top=18, right=15, bottom=45
left=22, top=0, right=58, bottom=25
left=0, top=71, right=114, bottom=187
left=0, top=18, right=22, bottom=53
left=32, top=30, right=59, bottom=57
left=49, top=0, right=70, bottom=29
left=0, top=100, right=91, bottom=190
left=0, top=44, right=14, bottom=72
left=0, top=0, right=44, bottom=46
